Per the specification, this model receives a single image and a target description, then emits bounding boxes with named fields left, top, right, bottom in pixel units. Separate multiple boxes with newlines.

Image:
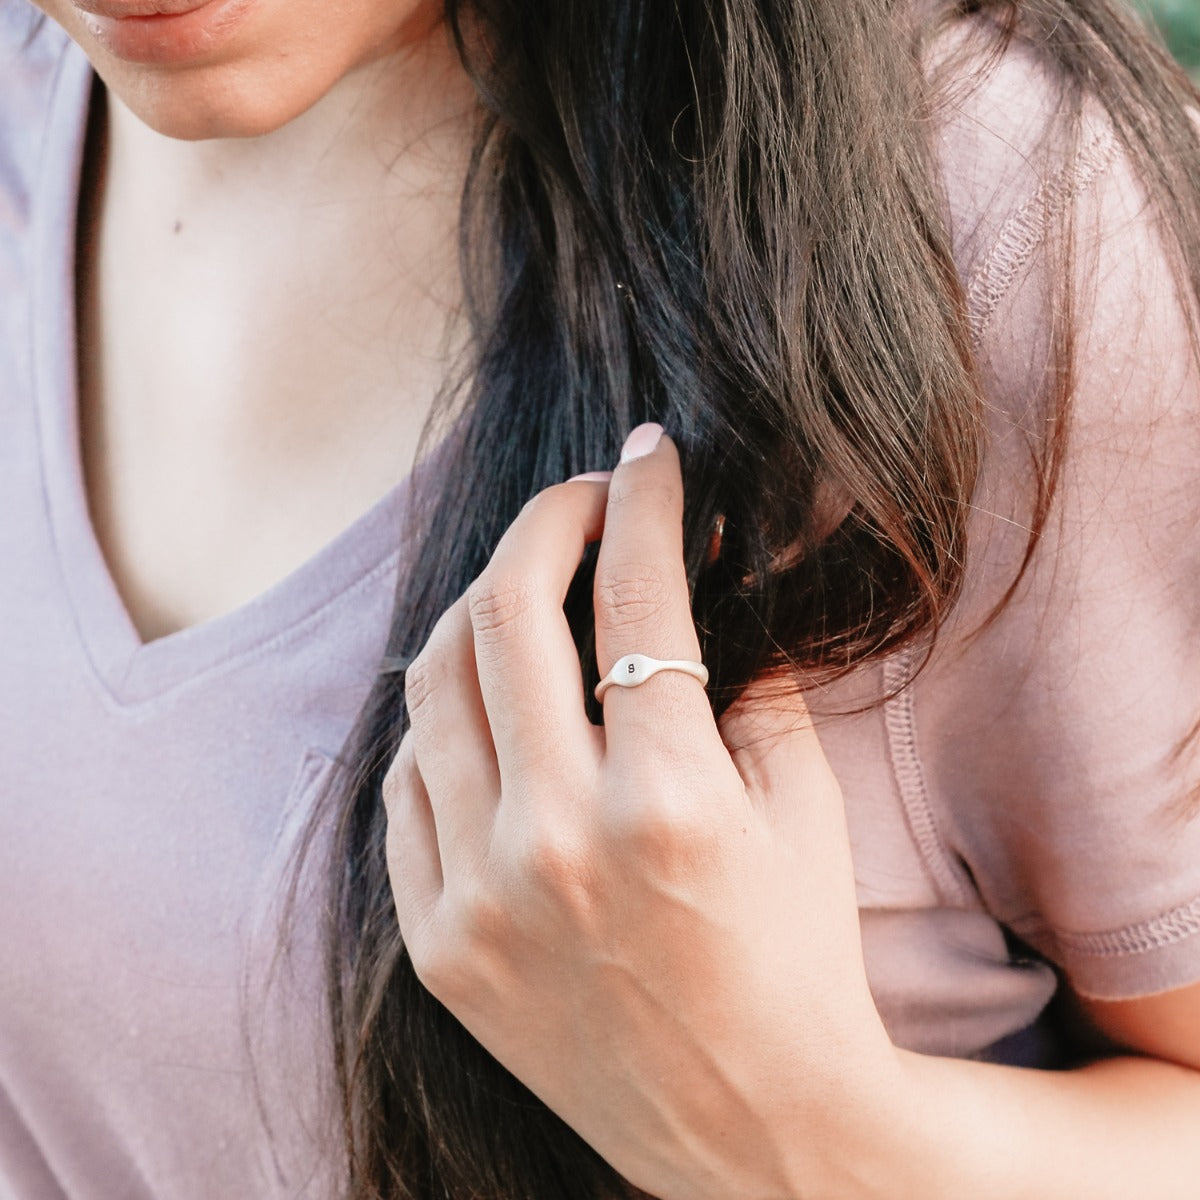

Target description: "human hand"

left=385, top=424, right=901, bottom=1200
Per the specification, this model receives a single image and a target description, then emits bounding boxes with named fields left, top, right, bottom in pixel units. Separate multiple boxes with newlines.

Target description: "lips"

left=75, top=0, right=258, bottom=66
left=74, top=0, right=213, bottom=16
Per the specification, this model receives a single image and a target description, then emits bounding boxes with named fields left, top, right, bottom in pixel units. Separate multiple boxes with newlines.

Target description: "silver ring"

left=594, top=653, right=709, bottom=701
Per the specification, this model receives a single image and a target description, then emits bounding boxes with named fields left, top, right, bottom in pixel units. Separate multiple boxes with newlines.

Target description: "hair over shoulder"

left=302, top=2, right=1200, bottom=1196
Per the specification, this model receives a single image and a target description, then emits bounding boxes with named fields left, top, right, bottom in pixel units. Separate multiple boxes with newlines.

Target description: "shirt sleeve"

left=903, top=31, right=1200, bottom=1002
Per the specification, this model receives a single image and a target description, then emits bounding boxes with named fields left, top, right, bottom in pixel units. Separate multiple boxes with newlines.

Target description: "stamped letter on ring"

left=594, top=653, right=710, bottom=701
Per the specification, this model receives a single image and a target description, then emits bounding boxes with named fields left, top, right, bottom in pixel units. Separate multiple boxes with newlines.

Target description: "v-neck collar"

left=31, top=40, right=414, bottom=710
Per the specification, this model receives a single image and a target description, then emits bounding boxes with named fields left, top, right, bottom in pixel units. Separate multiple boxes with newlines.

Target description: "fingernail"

left=567, top=471, right=614, bottom=483
left=707, top=514, right=726, bottom=565
left=619, top=423, right=664, bottom=464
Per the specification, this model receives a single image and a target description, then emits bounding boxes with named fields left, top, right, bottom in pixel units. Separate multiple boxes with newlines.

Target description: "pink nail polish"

left=619, top=423, right=664, bottom=464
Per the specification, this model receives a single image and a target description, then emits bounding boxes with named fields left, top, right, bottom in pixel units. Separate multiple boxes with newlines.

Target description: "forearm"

left=854, top=1049, right=1200, bottom=1200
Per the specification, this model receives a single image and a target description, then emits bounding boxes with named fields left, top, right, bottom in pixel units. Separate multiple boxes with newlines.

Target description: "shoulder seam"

left=965, top=124, right=1122, bottom=347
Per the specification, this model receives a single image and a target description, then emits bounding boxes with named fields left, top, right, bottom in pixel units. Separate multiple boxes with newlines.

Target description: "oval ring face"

left=594, top=654, right=710, bottom=702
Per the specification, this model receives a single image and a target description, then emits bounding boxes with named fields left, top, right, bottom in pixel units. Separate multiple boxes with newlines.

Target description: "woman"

left=2, top=0, right=1199, bottom=1196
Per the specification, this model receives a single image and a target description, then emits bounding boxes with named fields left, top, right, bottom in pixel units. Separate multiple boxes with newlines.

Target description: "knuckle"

left=594, top=565, right=674, bottom=633
left=455, top=881, right=512, bottom=949
left=519, top=487, right=557, bottom=520
left=403, top=647, right=444, bottom=719
left=605, top=774, right=724, bottom=869
left=607, top=473, right=679, bottom=518
left=408, top=892, right=493, bottom=1005
left=519, top=826, right=593, bottom=903
left=466, top=573, right=538, bottom=642
left=625, top=809, right=720, bottom=873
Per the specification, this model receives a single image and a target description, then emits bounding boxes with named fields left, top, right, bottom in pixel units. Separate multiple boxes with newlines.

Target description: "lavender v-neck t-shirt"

left=3, top=10, right=405, bottom=1196
left=4, top=3, right=1200, bottom=1197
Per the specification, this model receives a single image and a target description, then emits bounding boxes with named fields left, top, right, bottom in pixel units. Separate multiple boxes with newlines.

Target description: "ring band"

left=594, top=653, right=710, bottom=701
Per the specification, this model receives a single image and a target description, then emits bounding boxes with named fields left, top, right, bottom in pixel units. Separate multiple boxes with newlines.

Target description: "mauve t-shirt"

left=3, top=3, right=1200, bottom=1197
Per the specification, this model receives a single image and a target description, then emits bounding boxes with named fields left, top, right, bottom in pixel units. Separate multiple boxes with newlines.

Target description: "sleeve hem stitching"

left=1014, top=895, right=1200, bottom=960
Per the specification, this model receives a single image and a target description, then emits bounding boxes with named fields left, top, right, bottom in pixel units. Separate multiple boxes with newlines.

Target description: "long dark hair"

left=305, top=1, right=1200, bottom=1196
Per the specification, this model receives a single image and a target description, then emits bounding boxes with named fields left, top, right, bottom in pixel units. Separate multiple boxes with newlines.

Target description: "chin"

left=107, top=60, right=341, bottom=141
left=32, top=0, right=434, bottom=142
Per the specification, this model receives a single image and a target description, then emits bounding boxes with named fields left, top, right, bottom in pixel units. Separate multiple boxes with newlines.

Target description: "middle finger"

left=593, top=425, right=719, bottom=759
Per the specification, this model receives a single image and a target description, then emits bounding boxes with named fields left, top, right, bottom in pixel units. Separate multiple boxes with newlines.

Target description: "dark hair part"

left=307, top=1, right=1200, bottom=1196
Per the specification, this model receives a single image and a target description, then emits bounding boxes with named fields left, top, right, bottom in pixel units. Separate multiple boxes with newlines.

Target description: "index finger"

left=467, top=478, right=609, bottom=792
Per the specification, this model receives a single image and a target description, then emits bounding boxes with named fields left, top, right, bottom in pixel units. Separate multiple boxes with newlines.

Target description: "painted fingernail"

left=567, top=471, right=614, bottom=483
left=619, top=422, right=664, bottom=464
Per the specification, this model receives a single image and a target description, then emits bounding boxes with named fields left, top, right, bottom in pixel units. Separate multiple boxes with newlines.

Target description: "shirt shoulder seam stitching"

left=965, top=123, right=1122, bottom=347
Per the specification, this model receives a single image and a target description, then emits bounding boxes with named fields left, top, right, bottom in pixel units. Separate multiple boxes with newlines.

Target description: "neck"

left=81, top=26, right=477, bottom=458
left=104, top=29, right=477, bottom=233
left=72, top=27, right=480, bottom=637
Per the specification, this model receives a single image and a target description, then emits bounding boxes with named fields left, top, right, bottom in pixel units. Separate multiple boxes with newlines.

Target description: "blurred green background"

left=1139, top=0, right=1200, bottom=76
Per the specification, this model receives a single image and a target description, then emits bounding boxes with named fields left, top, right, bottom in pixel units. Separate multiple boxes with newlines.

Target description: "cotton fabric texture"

left=2, top=2, right=1199, bottom=1197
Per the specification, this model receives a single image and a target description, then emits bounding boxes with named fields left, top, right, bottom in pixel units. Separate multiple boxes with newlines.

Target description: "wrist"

left=867, top=1047, right=1014, bottom=1200
left=772, top=1023, right=918, bottom=1200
